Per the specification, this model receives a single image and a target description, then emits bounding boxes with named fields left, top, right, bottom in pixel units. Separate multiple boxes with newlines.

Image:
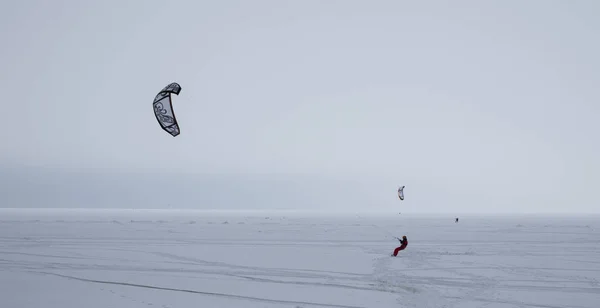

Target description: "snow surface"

left=1, top=209, right=599, bottom=308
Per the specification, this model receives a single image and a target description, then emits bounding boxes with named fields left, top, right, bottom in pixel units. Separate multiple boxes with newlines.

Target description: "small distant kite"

left=153, top=82, right=182, bottom=137
left=398, top=186, right=405, bottom=201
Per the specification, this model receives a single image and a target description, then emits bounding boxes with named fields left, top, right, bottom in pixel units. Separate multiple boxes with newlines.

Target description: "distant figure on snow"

left=392, top=235, right=408, bottom=257
left=455, top=217, right=459, bottom=223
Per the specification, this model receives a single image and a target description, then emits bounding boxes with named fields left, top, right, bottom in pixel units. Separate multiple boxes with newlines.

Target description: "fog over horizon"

left=1, top=1, right=598, bottom=214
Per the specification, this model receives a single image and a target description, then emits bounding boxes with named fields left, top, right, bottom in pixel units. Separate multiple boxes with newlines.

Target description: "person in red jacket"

left=392, top=235, right=408, bottom=256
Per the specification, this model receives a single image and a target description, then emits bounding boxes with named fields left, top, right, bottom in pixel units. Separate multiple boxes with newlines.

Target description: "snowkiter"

left=392, top=235, right=408, bottom=256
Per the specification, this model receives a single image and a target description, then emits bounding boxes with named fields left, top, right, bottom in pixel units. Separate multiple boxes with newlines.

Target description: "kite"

left=398, top=186, right=405, bottom=201
left=153, top=82, right=182, bottom=137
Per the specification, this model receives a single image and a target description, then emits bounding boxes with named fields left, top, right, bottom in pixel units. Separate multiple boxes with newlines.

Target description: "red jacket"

left=398, top=238, right=408, bottom=249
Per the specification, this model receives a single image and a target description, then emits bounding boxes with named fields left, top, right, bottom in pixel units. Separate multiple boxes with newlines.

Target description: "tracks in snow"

left=34, top=271, right=366, bottom=308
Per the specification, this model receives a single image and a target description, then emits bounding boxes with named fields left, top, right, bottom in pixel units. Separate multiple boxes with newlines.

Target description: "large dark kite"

left=153, top=82, right=182, bottom=137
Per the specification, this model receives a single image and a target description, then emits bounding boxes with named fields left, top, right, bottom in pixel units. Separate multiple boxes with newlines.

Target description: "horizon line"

left=0, top=207, right=598, bottom=216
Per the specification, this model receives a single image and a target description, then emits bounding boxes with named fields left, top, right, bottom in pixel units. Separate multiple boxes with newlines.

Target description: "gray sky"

left=1, top=0, right=598, bottom=213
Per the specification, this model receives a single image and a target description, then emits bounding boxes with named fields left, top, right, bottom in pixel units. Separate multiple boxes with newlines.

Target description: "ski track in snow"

left=33, top=271, right=364, bottom=308
left=0, top=209, right=599, bottom=308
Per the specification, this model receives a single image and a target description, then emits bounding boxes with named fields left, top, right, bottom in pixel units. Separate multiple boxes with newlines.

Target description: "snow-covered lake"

left=1, top=209, right=599, bottom=308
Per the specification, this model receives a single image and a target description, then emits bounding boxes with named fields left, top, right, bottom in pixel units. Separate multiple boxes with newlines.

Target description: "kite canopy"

left=398, top=186, right=405, bottom=201
left=153, top=82, right=182, bottom=137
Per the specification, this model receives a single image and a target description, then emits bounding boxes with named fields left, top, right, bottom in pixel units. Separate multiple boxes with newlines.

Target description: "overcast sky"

left=1, top=0, right=598, bottom=213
